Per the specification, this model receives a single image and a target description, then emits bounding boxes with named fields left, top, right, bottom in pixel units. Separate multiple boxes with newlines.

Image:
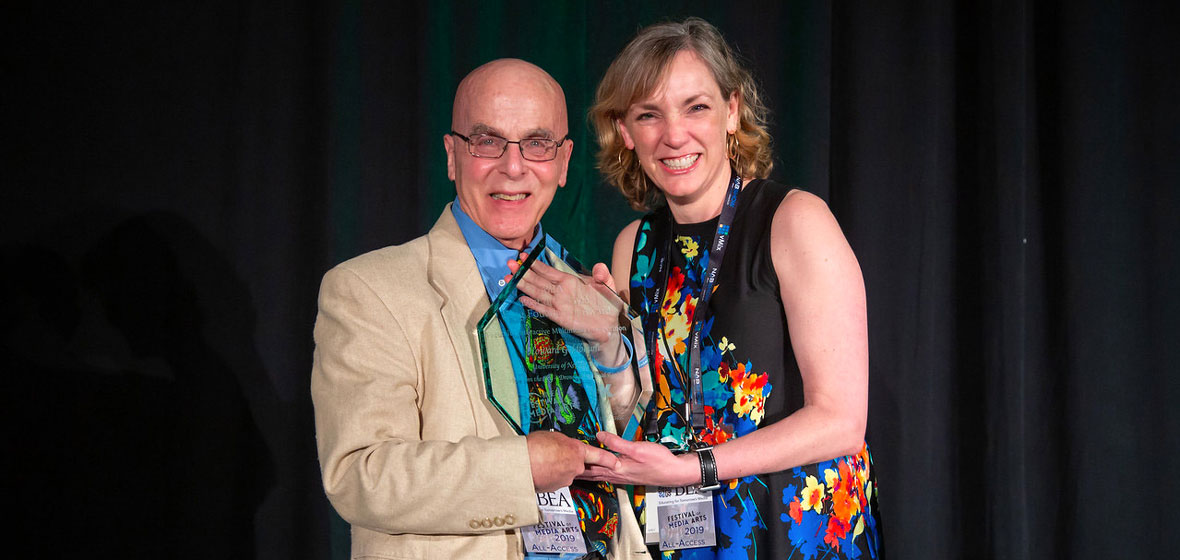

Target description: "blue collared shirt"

left=451, top=199, right=546, bottom=301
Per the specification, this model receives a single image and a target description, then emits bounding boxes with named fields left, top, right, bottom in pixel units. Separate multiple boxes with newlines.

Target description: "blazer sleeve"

left=311, top=265, right=540, bottom=535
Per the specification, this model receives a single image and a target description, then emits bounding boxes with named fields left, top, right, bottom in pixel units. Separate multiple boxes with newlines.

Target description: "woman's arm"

left=705, top=189, right=868, bottom=480
left=584, top=191, right=868, bottom=485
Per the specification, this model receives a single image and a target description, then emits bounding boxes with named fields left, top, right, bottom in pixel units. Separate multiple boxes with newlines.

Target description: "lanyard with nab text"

left=646, top=171, right=743, bottom=443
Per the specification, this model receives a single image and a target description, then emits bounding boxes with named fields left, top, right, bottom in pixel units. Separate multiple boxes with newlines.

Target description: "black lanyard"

left=645, top=171, right=743, bottom=441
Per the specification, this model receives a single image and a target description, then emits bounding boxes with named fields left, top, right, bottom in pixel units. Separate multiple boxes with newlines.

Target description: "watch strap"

left=695, top=446, right=720, bottom=491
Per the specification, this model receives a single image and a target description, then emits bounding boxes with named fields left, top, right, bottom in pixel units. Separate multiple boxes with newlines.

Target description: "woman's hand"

left=507, top=256, right=628, bottom=361
left=578, top=431, right=700, bottom=488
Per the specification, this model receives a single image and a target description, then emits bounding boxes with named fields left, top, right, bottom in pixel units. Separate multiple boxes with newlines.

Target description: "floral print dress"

left=628, top=180, right=882, bottom=560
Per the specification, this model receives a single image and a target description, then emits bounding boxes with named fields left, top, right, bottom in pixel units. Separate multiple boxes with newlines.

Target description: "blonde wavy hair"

left=591, top=18, right=774, bottom=211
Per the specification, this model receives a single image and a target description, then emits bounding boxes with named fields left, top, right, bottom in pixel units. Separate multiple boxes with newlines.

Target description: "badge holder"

left=520, top=486, right=588, bottom=556
left=648, top=484, right=717, bottom=551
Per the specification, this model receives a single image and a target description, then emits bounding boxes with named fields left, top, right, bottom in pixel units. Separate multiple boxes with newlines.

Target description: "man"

left=311, top=59, right=649, bottom=559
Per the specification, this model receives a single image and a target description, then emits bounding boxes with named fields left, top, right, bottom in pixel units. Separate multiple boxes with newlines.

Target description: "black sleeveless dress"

left=628, top=179, right=882, bottom=560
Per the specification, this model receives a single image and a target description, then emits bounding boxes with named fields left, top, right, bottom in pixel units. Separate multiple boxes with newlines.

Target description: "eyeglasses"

left=449, top=130, right=569, bottom=162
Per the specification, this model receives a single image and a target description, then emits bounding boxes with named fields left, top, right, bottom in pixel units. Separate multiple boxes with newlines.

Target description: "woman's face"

left=618, top=49, right=739, bottom=209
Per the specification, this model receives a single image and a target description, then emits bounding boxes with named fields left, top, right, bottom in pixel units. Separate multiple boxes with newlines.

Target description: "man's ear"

left=444, top=133, right=457, bottom=181
left=557, top=139, right=573, bottom=187
left=616, top=119, right=635, bottom=150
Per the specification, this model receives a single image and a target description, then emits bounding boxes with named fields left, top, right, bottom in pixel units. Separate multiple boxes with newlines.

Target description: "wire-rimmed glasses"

left=449, top=130, right=569, bottom=162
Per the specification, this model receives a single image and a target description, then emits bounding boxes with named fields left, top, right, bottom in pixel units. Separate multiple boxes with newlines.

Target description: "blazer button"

left=481, top=518, right=493, bottom=528
left=468, top=519, right=481, bottom=529
left=493, top=517, right=505, bottom=526
left=504, top=514, right=516, bottom=525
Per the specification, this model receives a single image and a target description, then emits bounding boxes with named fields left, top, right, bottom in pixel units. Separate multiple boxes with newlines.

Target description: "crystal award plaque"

left=476, top=238, right=653, bottom=442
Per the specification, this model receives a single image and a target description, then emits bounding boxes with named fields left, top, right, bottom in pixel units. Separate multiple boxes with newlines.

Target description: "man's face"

left=445, top=63, right=572, bottom=250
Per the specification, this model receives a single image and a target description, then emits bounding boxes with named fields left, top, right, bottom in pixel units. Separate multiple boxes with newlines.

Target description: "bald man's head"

left=443, top=59, right=573, bottom=250
left=451, top=59, right=567, bottom=135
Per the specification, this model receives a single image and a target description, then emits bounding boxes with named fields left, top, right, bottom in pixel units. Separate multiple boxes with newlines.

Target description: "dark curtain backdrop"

left=4, top=1, right=1176, bottom=559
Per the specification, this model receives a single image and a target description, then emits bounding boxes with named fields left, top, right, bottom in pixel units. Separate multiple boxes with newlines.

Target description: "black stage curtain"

left=4, top=2, right=1176, bottom=559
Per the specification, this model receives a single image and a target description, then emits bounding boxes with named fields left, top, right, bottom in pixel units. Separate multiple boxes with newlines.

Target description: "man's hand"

left=526, top=431, right=620, bottom=493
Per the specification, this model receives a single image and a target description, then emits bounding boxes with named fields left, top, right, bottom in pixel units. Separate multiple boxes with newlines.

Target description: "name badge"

left=520, top=486, right=588, bottom=555
left=648, top=486, right=717, bottom=551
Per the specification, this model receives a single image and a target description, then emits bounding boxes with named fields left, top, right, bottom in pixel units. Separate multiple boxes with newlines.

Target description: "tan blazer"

left=312, top=206, right=650, bottom=559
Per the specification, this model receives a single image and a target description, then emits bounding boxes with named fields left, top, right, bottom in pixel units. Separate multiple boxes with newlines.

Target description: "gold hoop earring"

left=727, top=132, right=743, bottom=173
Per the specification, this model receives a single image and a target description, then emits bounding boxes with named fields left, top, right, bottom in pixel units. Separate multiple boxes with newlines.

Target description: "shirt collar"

left=451, top=198, right=544, bottom=301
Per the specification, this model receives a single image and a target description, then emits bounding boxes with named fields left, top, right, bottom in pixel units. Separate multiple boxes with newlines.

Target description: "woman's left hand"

left=578, top=431, right=700, bottom=488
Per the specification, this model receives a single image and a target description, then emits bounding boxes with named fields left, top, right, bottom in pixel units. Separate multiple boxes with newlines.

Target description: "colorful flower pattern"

left=630, top=216, right=881, bottom=560
left=782, top=450, right=879, bottom=559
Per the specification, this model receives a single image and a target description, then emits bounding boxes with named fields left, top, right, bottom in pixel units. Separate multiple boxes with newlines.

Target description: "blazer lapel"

left=426, top=205, right=517, bottom=436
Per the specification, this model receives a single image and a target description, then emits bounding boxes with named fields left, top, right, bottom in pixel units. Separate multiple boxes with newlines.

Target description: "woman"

left=584, top=18, right=882, bottom=559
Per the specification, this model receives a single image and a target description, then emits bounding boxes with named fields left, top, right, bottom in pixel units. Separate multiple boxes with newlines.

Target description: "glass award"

left=476, top=238, right=653, bottom=442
